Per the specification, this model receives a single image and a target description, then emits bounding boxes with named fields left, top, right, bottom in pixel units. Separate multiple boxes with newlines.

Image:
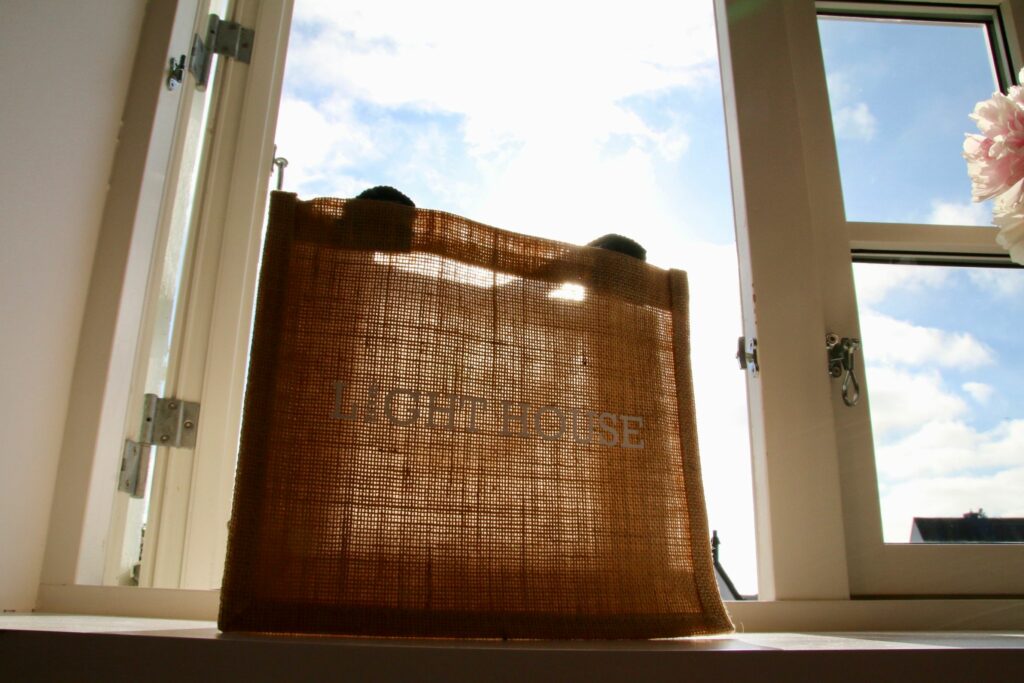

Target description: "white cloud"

left=274, top=95, right=380, bottom=197
left=967, top=268, right=1024, bottom=298
left=833, top=102, right=877, bottom=141
left=962, top=381, right=995, bottom=404
left=825, top=71, right=854, bottom=103
left=927, top=200, right=991, bottom=227
left=853, top=262, right=949, bottom=306
left=860, top=310, right=995, bottom=369
left=286, top=0, right=717, bottom=160
left=867, top=367, right=967, bottom=438
left=877, top=419, right=1024, bottom=482
left=278, top=0, right=718, bottom=240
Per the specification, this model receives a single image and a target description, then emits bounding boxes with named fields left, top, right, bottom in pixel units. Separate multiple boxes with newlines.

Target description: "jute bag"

left=218, top=191, right=733, bottom=638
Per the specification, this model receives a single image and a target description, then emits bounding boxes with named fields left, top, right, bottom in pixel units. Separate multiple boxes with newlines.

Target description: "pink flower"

left=964, top=82, right=1024, bottom=205
left=992, top=196, right=1024, bottom=265
left=964, top=69, right=1024, bottom=263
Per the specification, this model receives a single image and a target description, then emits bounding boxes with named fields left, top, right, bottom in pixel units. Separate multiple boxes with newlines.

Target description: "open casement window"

left=123, top=0, right=292, bottom=591
left=123, top=0, right=292, bottom=590
left=46, top=0, right=759, bottom=604
left=56, top=0, right=765, bottom=599
left=40, top=0, right=292, bottom=595
left=40, top=0, right=1024, bottom=626
left=717, top=0, right=1024, bottom=598
left=101, top=0, right=232, bottom=590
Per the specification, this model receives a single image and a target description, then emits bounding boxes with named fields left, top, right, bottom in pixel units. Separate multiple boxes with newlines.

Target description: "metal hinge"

left=118, top=395, right=200, bottom=498
left=189, top=14, right=255, bottom=89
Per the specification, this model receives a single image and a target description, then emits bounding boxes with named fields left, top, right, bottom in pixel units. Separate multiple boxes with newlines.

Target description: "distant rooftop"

left=911, top=510, right=1024, bottom=543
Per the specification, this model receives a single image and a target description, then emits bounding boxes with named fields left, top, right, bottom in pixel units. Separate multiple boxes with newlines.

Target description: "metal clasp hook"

left=167, top=54, right=186, bottom=91
left=826, top=333, right=861, bottom=407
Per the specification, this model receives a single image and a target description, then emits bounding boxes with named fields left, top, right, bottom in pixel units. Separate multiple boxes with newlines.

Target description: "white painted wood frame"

left=41, top=0, right=207, bottom=589
left=38, top=0, right=1024, bottom=628
left=718, top=0, right=1024, bottom=598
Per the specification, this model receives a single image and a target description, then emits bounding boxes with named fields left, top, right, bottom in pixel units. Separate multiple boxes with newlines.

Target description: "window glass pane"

left=853, top=262, right=1024, bottom=543
left=275, top=0, right=757, bottom=594
left=818, top=17, right=999, bottom=225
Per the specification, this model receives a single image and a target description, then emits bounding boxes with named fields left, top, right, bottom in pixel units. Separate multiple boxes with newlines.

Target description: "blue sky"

left=819, top=17, right=999, bottom=224
left=273, top=1, right=1024, bottom=593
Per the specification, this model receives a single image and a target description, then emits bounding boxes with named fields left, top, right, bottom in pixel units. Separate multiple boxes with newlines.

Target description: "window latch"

left=737, top=336, right=759, bottom=377
left=272, top=156, right=289, bottom=190
left=166, top=54, right=186, bottom=91
left=826, top=333, right=861, bottom=407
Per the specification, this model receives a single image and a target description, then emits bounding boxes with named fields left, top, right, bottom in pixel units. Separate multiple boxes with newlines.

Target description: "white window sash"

left=718, top=0, right=1024, bottom=598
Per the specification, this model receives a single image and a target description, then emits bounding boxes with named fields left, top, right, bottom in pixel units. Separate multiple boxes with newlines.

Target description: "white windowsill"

left=2, top=614, right=1023, bottom=682
left=33, top=583, right=1024, bottom=632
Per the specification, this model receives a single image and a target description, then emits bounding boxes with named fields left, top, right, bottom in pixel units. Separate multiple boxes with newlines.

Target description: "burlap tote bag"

left=219, top=191, right=733, bottom=638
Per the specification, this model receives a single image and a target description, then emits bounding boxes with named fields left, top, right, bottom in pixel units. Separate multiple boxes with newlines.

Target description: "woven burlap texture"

left=219, top=191, right=733, bottom=638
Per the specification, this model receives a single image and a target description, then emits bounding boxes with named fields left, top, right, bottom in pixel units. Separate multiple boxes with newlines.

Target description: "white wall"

left=0, top=0, right=146, bottom=610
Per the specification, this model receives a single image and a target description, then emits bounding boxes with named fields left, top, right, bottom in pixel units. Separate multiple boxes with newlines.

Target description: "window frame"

left=718, top=0, right=1024, bottom=599
left=37, top=0, right=1024, bottom=626
left=123, top=0, right=294, bottom=589
left=40, top=0, right=211, bottom=590
left=39, top=0, right=294, bottom=592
